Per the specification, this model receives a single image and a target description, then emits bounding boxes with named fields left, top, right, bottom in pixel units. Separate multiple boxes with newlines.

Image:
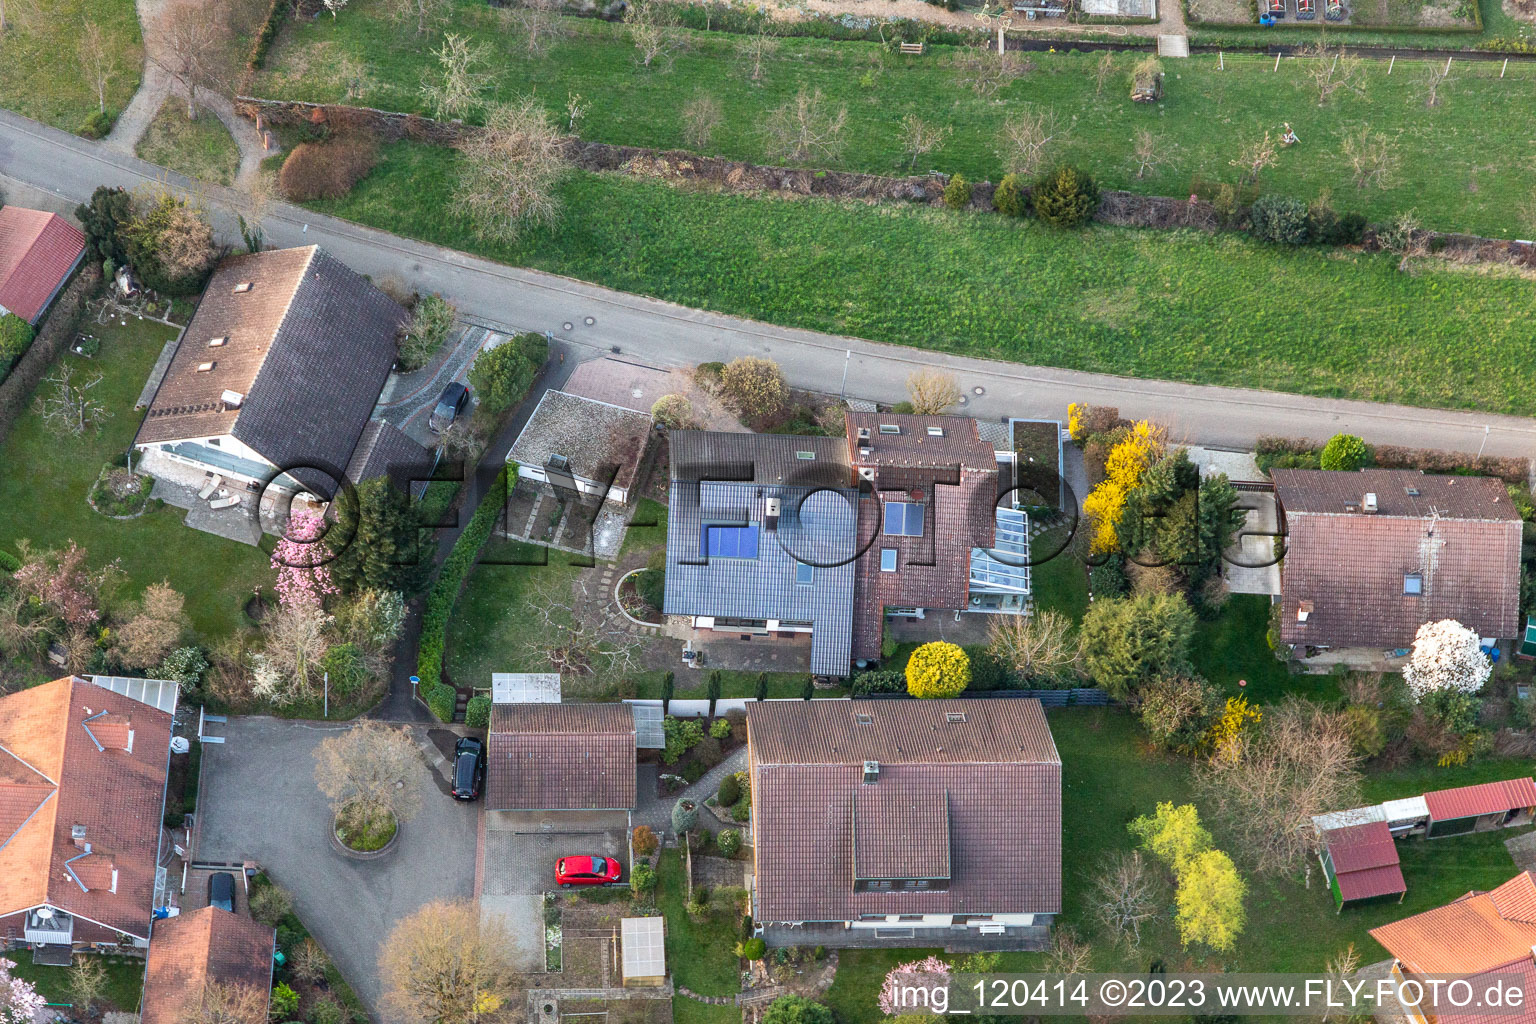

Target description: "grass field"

left=135, top=99, right=241, bottom=186
left=0, top=0, right=141, bottom=132
left=7, top=949, right=145, bottom=1012
left=259, top=0, right=1536, bottom=235
left=311, top=149, right=1536, bottom=418
left=0, top=316, right=272, bottom=642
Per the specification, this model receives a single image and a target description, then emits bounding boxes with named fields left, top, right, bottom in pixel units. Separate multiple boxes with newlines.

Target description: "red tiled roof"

left=142, top=907, right=275, bottom=1024
left=487, top=704, right=636, bottom=810
left=1424, top=778, right=1536, bottom=822
left=1445, top=958, right=1536, bottom=1024
left=748, top=699, right=1060, bottom=924
left=1488, top=869, right=1536, bottom=924
left=1274, top=469, right=1523, bottom=649
left=1326, top=821, right=1399, bottom=873
left=0, top=677, right=174, bottom=940
left=1335, top=863, right=1407, bottom=903
left=1371, top=872, right=1536, bottom=974
left=0, top=207, right=86, bottom=325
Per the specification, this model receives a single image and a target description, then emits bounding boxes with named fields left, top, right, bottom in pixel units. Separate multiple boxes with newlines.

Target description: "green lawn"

left=0, top=0, right=142, bottom=132
left=311, top=149, right=1536, bottom=418
left=444, top=537, right=585, bottom=690
left=1032, top=526, right=1090, bottom=624
left=1192, top=593, right=1339, bottom=702
left=619, top=497, right=668, bottom=559
left=0, top=317, right=272, bottom=642
left=656, top=847, right=743, bottom=998
left=259, top=0, right=1536, bottom=235
left=135, top=99, right=242, bottom=186
left=7, top=950, right=144, bottom=1012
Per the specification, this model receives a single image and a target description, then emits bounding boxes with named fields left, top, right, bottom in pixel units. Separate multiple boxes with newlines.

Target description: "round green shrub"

left=426, top=684, right=456, bottom=722
left=320, top=643, right=369, bottom=698
left=741, top=937, right=767, bottom=961
left=637, top=567, right=665, bottom=611
left=710, top=717, right=731, bottom=739
left=942, top=173, right=973, bottom=210
left=993, top=173, right=1028, bottom=217
left=672, top=798, right=700, bottom=834
left=1090, top=554, right=1129, bottom=598
left=630, top=863, right=657, bottom=895
left=77, top=110, right=114, bottom=140
left=1249, top=194, right=1310, bottom=245
left=465, top=694, right=491, bottom=728
left=1031, top=166, right=1099, bottom=228
left=1320, top=433, right=1371, bottom=471
left=717, top=773, right=741, bottom=807
left=717, top=828, right=742, bottom=856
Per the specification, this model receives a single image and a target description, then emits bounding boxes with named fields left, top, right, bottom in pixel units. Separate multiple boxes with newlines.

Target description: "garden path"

left=633, top=746, right=749, bottom=835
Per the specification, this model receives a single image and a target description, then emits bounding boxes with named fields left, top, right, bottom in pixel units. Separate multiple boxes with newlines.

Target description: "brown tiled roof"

left=487, top=704, right=636, bottom=810
left=846, top=416, right=999, bottom=661
left=1273, top=470, right=1523, bottom=648
left=142, top=907, right=275, bottom=1024
left=0, top=677, right=173, bottom=940
left=1324, top=821, right=1405, bottom=903
left=1424, top=778, right=1536, bottom=822
left=0, top=206, right=86, bottom=325
left=748, top=699, right=1060, bottom=923
left=1371, top=872, right=1536, bottom=975
left=510, top=391, right=653, bottom=493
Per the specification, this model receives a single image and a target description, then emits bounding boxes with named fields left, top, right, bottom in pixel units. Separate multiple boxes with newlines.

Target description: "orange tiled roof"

left=0, top=677, right=174, bottom=939
left=142, top=907, right=275, bottom=1024
left=1370, top=871, right=1536, bottom=975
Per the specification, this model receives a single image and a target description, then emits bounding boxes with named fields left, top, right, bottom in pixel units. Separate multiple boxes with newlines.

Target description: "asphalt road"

left=3, top=106, right=1534, bottom=460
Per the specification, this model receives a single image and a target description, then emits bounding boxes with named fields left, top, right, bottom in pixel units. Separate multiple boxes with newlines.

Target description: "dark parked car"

left=451, top=736, right=485, bottom=801
left=429, top=382, right=470, bottom=433
left=208, top=871, right=235, bottom=913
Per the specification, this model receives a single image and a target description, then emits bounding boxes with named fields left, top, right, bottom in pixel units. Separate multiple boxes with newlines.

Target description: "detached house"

left=141, top=907, right=276, bottom=1024
left=134, top=246, right=408, bottom=514
left=663, top=414, right=1030, bottom=677
left=0, top=676, right=177, bottom=959
left=1272, top=469, right=1522, bottom=658
left=746, top=699, right=1061, bottom=950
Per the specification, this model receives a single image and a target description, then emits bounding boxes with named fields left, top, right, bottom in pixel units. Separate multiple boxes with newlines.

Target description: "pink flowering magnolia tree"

left=271, top=510, right=339, bottom=609
left=0, top=958, right=45, bottom=1024
left=13, top=541, right=110, bottom=627
left=878, top=956, right=951, bottom=1016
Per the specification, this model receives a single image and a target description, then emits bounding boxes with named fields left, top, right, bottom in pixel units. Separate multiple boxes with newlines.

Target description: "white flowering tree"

left=878, top=956, right=950, bottom=1016
left=1, top=958, right=45, bottom=1024
left=1402, top=619, right=1491, bottom=700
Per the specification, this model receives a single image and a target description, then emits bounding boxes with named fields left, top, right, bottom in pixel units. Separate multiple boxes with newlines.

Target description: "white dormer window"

left=207, top=336, right=227, bottom=347
left=196, top=362, right=215, bottom=372
left=232, top=281, right=253, bottom=294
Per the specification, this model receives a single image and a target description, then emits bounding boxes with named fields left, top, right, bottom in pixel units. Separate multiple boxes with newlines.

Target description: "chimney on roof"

left=857, top=427, right=870, bottom=441
left=1297, top=600, right=1313, bottom=623
left=764, top=496, right=781, bottom=532
left=863, top=760, right=880, bottom=784
left=71, top=825, right=87, bottom=850
left=1362, top=492, right=1378, bottom=514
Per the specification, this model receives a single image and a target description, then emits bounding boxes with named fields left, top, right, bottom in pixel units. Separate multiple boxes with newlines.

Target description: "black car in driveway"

left=451, top=737, right=485, bottom=801
left=429, top=382, right=470, bottom=433
left=208, top=871, right=236, bottom=912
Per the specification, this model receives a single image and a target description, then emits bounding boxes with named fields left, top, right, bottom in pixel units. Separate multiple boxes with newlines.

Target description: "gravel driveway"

left=196, top=718, right=478, bottom=1018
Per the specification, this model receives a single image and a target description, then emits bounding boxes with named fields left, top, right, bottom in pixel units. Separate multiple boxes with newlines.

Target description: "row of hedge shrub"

left=0, top=265, right=99, bottom=449
left=243, top=0, right=292, bottom=86
left=418, top=466, right=514, bottom=721
left=0, top=314, right=35, bottom=383
left=1248, top=194, right=1367, bottom=247
left=1255, top=434, right=1528, bottom=482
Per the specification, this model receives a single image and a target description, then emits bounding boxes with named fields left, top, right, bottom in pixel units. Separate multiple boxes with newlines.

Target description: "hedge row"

left=0, top=548, right=19, bottom=573
left=0, top=265, right=99, bottom=449
left=241, top=0, right=292, bottom=88
left=417, top=466, right=514, bottom=721
left=1255, top=434, right=1529, bottom=483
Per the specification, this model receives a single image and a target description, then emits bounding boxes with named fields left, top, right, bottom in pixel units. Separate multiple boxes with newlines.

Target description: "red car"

left=556, top=855, right=622, bottom=887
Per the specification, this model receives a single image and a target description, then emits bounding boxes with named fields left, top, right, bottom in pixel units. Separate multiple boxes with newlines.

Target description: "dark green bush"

left=1249, top=194, right=1310, bottom=245
left=469, top=332, right=548, bottom=415
left=1032, top=166, right=1099, bottom=228
left=1090, top=554, right=1129, bottom=597
left=0, top=548, right=20, bottom=573
left=851, top=671, right=905, bottom=695
left=1305, top=197, right=1364, bottom=246
left=465, top=694, right=491, bottom=728
left=942, top=173, right=973, bottom=210
left=636, top=567, right=665, bottom=610
left=0, top=314, right=34, bottom=378
left=966, top=648, right=1013, bottom=691
left=426, top=685, right=456, bottom=722
left=77, top=110, right=115, bottom=140
left=718, top=773, right=741, bottom=807
left=319, top=642, right=369, bottom=698
left=993, top=173, right=1028, bottom=217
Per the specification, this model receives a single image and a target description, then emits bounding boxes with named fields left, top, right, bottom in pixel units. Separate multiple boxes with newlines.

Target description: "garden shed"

left=1317, top=820, right=1406, bottom=911
left=1422, top=778, right=1536, bottom=838
left=620, top=916, right=666, bottom=987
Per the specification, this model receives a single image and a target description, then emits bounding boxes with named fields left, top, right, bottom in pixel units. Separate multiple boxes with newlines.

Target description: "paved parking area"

left=481, top=810, right=630, bottom=973
left=196, top=718, right=478, bottom=1018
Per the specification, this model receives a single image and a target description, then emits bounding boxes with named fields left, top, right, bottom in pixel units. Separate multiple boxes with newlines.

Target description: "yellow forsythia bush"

left=1082, top=419, right=1166, bottom=554
left=906, top=641, right=971, bottom=699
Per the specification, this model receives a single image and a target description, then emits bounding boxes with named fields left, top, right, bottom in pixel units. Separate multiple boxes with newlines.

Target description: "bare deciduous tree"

left=261, top=601, right=330, bottom=697
left=0, top=585, right=48, bottom=656
left=456, top=98, right=566, bottom=243
left=1298, top=43, right=1364, bottom=106
left=1341, top=128, right=1399, bottom=190
left=38, top=363, right=108, bottom=436
left=68, top=956, right=108, bottom=1018
left=512, top=0, right=564, bottom=55
left=113, top=581, right=189, bottom=670
left=737, top=28, right=780, bottom=82
left=627, top=0, right=683, bottom=70
left=322, top=0, right=347, bottom=17
left=1132, top=127, right=1167, bottom=180
left=762, top=88, right=847, bottom=164
left=905, top=368, right=960, bottom=414
left=1419, top=61, right=1449, bottom=108
left=897, top=114, right=951, bottom=172
left=986, top=609, right=1077, bottom=683
left=997, top=106, right=1063, bottom=179
left=1044, top=928, right=1094, bottom=975
left=564, top=90, right=587, bottom=133
left=1093, top=51, right=1115, bottom=96
left=177, top=982, right=270, bottom=1024
left=1320, top=944, right=1364, bottom=1022
left=289, top=939, right=331, bottom=985
left=522, top=572, right=648, bottom=676
left=682, top=94, right=722, bottom=151
left=380, top=902, right=517, bottom=1024
left=1091, top=851, right=1160, bottom=947
left=79, top=21, right=115, bottom=114
left=1230, top=130, right=1278, bottom=186
left=1198, top=698, right=1363, bottom=876
left=951, top=48, right=1032, bottom=98
left=385, top=0, right=450, bottom=34
left=435, top=418, right=486, bottom=465
left=313, top=720, right=423, bottom=837
left=420, top=33, right=496, bottom=121
left=151, top=0, right=229, bottom=119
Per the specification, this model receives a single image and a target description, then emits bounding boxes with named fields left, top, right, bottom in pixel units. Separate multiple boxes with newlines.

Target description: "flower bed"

left=333, top=802, right=397, bottom=853
left=87, top=464, right=153, bottom=518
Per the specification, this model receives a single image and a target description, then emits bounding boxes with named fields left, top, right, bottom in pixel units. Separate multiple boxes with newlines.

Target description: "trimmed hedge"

left=0, top=314, right=34, bottom=381
left=0, top=266, right=98, bottom=448
left=418, top=466, right=514, bottom=721
left=0, top=548, right=19, bottom=573
left=465, top=694, right=491, bottom=728
left=426, top=685, right=456, bottom=722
